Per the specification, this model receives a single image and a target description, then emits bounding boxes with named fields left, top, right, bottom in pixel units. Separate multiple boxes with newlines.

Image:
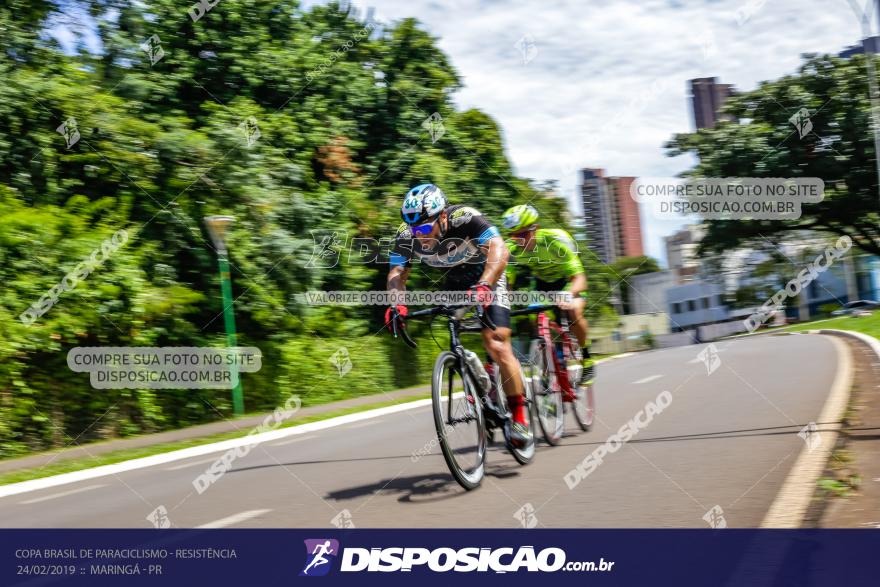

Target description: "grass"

left=818, top=476, right=858, bottom=498
left=0, top=393, right=430, bottom=486
left=774, top=311, right=880, bottom=339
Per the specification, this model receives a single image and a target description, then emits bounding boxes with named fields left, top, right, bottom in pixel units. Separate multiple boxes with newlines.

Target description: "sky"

left=54, top=0, right=872, bottom=265
left=309, top=0, right=869, bottom=265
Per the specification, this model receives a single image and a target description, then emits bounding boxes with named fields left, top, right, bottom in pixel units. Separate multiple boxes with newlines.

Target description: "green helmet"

left=501, top=204, right=539, bottom=233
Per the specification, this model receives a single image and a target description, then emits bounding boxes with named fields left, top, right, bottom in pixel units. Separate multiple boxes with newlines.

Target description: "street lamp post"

left=204, top=215, right=245, bottom=416
left=848, top=0, right=880, bottom=204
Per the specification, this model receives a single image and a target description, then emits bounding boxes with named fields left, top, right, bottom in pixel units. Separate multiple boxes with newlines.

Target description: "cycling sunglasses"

left=412, top=218, right=438, bottom=236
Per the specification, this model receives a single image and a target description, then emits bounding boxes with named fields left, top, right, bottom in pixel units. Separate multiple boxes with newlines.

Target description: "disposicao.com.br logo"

left=301, top=539, right=340, bottom=577
left=301, top=543, right=614, bottom=574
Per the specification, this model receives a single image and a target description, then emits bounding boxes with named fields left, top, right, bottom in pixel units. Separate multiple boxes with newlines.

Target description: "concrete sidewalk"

left=813, top=333, right=880, bottom=528
left=0, top=383, right=431, bottom=475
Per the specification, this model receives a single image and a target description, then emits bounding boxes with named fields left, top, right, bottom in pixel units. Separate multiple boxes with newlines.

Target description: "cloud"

left=335, top=0, right=862, bottom=263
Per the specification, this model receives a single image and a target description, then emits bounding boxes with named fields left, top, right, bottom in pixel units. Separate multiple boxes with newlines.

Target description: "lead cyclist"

left=384, top=184, right=533, bottom=447
left=501, top=204, right=595, bottom=386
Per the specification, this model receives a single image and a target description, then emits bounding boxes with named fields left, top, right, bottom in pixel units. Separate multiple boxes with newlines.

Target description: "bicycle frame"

left=536, top=309, right=579, bottom=399
left=397, top=305, right=506, bottom=425
left=448, top=313, right=509, bottom=428
left=510, top=305, right=580, bottom=400
left=446, top=312, right=478, bottom=426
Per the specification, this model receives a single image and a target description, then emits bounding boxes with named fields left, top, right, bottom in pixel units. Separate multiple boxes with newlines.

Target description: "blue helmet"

left=400, top=184, right=447, bottom=225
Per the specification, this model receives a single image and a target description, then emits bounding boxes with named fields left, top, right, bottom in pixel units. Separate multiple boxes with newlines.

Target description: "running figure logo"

left=300, top=539, right=339, bottom=577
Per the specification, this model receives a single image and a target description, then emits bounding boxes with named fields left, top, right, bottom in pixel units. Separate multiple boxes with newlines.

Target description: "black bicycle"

left=392, top=304, right=536, bottom=490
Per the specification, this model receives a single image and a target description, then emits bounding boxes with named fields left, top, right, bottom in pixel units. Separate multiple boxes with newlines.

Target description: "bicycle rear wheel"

left=560, top=339, right=594, bottom=431
left=528, top=338, right=564, bottom=445
left=572, top=383, right=595, bottom=431
left=512, top=366, right=537, bottom=464
left=493, top=363, right=537, bottom=465
left=432, top=351, right=486, bottom=490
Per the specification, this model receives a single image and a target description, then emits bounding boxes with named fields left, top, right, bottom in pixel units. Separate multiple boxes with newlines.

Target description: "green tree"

left=0, top=0, right=602, bottom=456
left=666, top=54, right=880, bottom=256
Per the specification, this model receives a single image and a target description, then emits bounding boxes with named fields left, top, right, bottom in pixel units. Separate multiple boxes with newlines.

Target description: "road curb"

left=760, top=332, right=856, bottom=527
left=812, top=328, right=880, bottom=356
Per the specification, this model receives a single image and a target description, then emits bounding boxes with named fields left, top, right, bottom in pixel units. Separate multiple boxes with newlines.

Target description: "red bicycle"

left=512, top=304, right=594, bottom=445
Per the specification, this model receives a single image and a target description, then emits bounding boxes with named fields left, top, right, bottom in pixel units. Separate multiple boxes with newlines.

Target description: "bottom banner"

left=2, top=529, right=877, bottom=585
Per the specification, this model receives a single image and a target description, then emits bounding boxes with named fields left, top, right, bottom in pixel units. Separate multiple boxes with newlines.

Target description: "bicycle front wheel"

left=432, top=351, right=486, bottom=490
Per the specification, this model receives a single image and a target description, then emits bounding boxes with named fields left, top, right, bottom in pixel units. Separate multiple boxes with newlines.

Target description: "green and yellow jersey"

left=505, top=228, right=585, bottom=289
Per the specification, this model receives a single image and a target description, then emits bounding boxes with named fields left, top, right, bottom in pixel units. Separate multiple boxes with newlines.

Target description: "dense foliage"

left=0, top=0, right=613, bottom=457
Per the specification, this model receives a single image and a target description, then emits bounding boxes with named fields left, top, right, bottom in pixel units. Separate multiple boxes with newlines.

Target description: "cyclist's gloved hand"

left=468, top=281, right=494, bottom=309
left=384, top=304, right=408, bottom=333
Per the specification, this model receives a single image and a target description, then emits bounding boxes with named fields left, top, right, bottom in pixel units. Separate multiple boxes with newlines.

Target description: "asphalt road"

left=0, top=333, right=843, bottom=528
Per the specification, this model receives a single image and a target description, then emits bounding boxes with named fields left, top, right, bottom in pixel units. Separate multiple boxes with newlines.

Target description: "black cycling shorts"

left=534, top=277, right=586, bottom=302
left=534, top=277, right=568, bottom=291
left=485, top=303, right=511, bottom=329
left=484, top=274, right=511, bottom=329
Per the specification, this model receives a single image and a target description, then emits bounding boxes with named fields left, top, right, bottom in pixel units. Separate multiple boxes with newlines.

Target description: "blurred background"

left=0, top=0, right=610, bottom=459
left=1, top=0, right=878, bottom=460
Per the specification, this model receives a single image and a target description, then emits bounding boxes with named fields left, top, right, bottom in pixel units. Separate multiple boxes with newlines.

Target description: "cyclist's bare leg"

left=480, top=326, right=524, bottom=399
left=481, top=326, right=531, bottom=442
left=565, top=296, right=595, bottom=384
left=566, top=297, right=588, bottom=348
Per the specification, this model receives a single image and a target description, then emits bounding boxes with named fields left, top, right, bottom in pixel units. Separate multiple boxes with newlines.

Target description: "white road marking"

left=196, top=509, right=271, bottom=529
left=0, top=351, right=637, bottom=501
left=345, top=421, right=380, bottom=430
left=164, top=457, right=221, bottom=471
left=0, top=399, right=434, bottom=500
left=269, top=435, right=318, bottom=447
left=632, top=375, right=663, bottom=384
left=20, top=484, right=106, bottom=505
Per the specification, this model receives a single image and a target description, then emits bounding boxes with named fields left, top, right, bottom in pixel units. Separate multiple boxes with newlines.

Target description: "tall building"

left=579, top=168, right=644, bottom=264
left=840, top=36, right=880, bottom=58
left=607, top=176, right=644, bottom=258
left=689, top=77, right=736, bottom=130
left=581, top=169, right=615, bottom=263
left=841, top=1, right=880, bottom=57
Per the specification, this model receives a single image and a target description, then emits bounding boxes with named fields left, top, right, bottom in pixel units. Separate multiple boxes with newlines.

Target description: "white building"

left=666, top=281, right=727, bottom=331
left=628, top=270, right=677, bottom=315
left=664, top=224, right=705, bottom=283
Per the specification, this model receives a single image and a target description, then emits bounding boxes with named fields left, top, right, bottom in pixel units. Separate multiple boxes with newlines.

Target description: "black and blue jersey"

left=390, top=204, right=501, bottom=287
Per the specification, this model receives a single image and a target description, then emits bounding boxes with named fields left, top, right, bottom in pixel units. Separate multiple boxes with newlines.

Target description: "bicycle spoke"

left=432, top=353, right=485, bottom=489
